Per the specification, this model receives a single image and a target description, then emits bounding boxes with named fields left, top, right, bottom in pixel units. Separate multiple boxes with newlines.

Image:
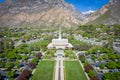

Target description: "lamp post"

left=4, top=36, right=7, bottom=50
left=4, top=36, right=7, bottom=59
left=96, top=50, right=100, bottom=58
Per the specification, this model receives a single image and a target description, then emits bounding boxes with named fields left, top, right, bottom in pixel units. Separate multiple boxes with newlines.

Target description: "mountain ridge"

left=85, top=0, right=120, bottom=25
left=0, top=0, right=120, bottom=27
left=0, top=0, right=84, bottom=27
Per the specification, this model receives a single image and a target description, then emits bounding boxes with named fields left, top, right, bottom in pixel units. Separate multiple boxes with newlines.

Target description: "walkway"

left=54, top=50, right=64, bottom=80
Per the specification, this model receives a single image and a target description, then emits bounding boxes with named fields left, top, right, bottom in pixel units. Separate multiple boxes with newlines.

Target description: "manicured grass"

left=31, top=60, right=55, bottom=80
left=64, top=61, right=88, bottom=80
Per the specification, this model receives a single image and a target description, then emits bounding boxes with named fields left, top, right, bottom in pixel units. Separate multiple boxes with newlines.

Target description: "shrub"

left=17, top=69, right=31, bottom=80
left=90, top=76, right=99, bottom=80
left=7, top=71, right=15, bottom=78
left=85, top=64, right=94, bottom=73
left=103, top=72, right=120, bottom=80
left=32, top=57, right=39, bottom=65
left=15, top=60, right=20, bottom=68
left=79, top=55, right=85, bottom=63
left=116, top=61, right=120, bottom=69
left=36, top=52, right=42, bottom=59
left=88, top=70, right=96, bottom=78
left=107, top=61, right=116, bottom=69
left=0, top=54, right=4, bottom=58
left=84, top=62, right=89, bottom=67
left=0, top=73, right=2, bottom=79
left=65, top=52, right=69, bottom=57
left=22, top=55, right=28, bottom=60
left=0, top=61, right=5, bottom=68
left=28, top=62, right=36, bottom=69
left=100, top=63, right=105, bottom=69
left=5, top=62, right=14, bottom=70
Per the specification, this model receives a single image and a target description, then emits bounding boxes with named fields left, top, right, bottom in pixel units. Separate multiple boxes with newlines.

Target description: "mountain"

left=0, top=0, right=84, bottom=27
left=82, top=10, right=95, bottom=18
left=85, top=0, right=120, bottom=25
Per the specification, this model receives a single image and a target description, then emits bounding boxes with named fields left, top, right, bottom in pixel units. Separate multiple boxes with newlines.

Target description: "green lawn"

left=31, top=60, right=55, bottom=80
left=64, top=61, right=88, bottom=80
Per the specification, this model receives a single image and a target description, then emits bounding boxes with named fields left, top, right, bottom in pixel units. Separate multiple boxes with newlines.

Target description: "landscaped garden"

left=64, top=60, right=87, bottom=80
left=0, top=24, right=120, bottom=80
left=28, top=40, right=50, bottom=51
left=78, top=46, right=120, bottom=80
left=70, top=39, right=92, bottom=51
left=64, top=49, right=77, bottom=59
left=31, top=60, right=55, bottom=80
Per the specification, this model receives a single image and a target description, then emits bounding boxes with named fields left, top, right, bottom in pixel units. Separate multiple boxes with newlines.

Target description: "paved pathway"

left=55, top=57, right=59, bottom=80
left=54, top=50, right=64, bottom=80
left=60, top=57, right=64, bottom=80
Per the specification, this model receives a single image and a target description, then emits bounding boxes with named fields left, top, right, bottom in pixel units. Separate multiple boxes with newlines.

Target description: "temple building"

left=47, top=28, right=73, bottom=49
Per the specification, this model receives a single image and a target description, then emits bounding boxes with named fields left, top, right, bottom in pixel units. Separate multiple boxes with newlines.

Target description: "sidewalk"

left=54, top=50, right=64, bottom=80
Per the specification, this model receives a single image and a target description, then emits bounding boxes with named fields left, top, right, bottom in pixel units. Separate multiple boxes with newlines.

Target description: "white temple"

left=47, top=27, right=73, bottom=49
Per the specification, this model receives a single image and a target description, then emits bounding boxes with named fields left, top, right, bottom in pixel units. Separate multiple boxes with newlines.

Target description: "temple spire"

left=59, top=27, right=62, bottom=39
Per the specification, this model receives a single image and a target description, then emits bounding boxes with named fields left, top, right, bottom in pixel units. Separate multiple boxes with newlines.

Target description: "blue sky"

left=0, top=0, right=5, bottom=3
left=66, top=0, right=110, bottom=12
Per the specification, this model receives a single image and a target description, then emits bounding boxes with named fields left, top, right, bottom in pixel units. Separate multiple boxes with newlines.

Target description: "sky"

left=0, top=0, right=5, bottom=3
left=0, top=0, right=110, bottom=12
left=66, top=0, right=110, bottom=12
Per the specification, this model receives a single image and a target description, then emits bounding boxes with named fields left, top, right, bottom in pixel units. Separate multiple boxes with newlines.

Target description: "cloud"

left=82, top=10, right=95, bottom=15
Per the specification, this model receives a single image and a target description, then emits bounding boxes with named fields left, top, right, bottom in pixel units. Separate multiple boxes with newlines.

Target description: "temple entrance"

left=47, top=27, right=73, bottom=49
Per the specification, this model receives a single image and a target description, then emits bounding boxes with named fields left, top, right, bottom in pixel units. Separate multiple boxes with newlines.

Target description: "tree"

left=91, top=55, right=96, bottom=61
left=69, top=35, right=74, bottom=40
left=84, top=62, right=89, bottom=67
left=114, top=24, right=120, bottom=37
left=115, top=54, right=120, bottom=59
left=24, top=33, right=31, bottom=41
left=103, top=72, right=120, bottom=80
left=22, top=48, right=28, bottom=54
left=28, top=62, right=36, bottom=69
left=7, top=71, right=15, bottom=78
left=85, top=64, right=94, bottom=73
left=107, top=61, right=116, bottom=69
left=79, top=55, right=85, bottom=63
left=100, top=63, right=105, bottom=69
left=88, top=70, right=96, bottom=78
left=6, top=52, right=17, bottom=60
left=0, top=54, right=5, bottom=58
left=32, top=57, right=38, bottom=65
left=22, top=55, right=28, bottom=60
left=0, top=39, right=4, bottom=53
left=5, top=62, right=14, bottom=70
left=0, top=61, right=5, bottom=68
left=116, top=61, right=120, bottom=69
left=0, top=73, right=2, bottom=79
left=15, top=60, right=20, bottom=68
left=16, top=54, right=22, bottom=59
left=65, top=51, right=69, bottom=57
left=90, top=76, right=99, bottom=80
left=102, top=54, right=108, bottom=60
left=103, top=72, right=111, bottom=80
left=108, top=54, right=116, bottom=60
left=46, top=49, right=55, bottom=57
left=36, top=52, right=42, bottom=59
left=17, top=69, right=31, bottom=80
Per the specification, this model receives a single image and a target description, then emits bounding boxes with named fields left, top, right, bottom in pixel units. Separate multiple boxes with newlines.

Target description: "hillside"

left=0, top=0, right=84, bottom=27
left=85, top=0, right=120, bottom=25
left=0, top=0, right=120, bottom=27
